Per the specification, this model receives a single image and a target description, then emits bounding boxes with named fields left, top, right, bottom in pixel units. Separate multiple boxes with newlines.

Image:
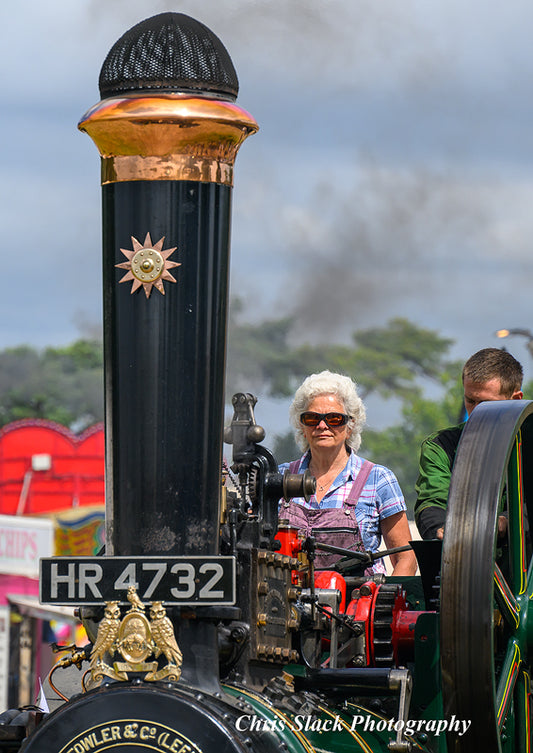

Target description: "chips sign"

left=40, top=556, right=236, bottom=606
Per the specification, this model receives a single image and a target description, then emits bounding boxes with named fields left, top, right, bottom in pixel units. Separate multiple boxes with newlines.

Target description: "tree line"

left=0, top=312, right=523, bottom=513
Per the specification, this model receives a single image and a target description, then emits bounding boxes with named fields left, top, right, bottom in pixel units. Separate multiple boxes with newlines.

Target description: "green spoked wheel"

left=441, top=400, right=533, bottom=753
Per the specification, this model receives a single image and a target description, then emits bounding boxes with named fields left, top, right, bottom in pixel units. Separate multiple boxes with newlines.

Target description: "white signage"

left=0, top=514, right=54, bottom=577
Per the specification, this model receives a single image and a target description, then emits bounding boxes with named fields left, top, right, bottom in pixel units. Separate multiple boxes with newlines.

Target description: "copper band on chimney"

left=78, top=94, right=258, bottom=186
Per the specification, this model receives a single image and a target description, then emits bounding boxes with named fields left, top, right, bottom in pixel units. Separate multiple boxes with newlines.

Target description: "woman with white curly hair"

left=279, top=370, right=416, bottom=576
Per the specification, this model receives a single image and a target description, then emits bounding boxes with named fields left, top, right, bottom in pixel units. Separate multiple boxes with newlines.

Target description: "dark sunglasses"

left=300, top=411, right=351, bottom=428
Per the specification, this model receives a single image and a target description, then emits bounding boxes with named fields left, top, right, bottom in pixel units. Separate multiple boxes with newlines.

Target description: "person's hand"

left=436, top=527, right=444, bottom=540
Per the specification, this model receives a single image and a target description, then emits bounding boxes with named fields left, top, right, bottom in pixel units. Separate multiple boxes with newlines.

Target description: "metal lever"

left=388, top=668, right=413, bottom=752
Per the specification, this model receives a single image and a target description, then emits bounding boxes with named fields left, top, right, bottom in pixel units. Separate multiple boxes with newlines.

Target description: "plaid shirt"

left=279, top=450, right=406, bottom=557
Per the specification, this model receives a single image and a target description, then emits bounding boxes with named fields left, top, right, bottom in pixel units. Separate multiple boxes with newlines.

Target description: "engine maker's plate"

left=39, top=555, right=235, bottom=605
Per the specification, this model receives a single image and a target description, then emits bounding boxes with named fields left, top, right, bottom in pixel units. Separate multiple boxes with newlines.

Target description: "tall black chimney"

left=78, top=13, right=257, bottom=560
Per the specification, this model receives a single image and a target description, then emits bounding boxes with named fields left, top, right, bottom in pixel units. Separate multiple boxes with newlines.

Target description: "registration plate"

left=39, top=555, right=236, bottom=606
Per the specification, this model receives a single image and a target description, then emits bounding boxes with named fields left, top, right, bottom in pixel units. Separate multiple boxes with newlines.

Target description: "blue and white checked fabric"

left=279, top=450, right=406, bottom=557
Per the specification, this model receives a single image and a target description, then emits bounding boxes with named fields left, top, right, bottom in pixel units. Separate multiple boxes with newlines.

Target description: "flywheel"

left=440, top=400, right=533, bottom=752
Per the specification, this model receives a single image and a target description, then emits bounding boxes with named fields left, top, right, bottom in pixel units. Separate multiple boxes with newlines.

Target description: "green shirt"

left=414, top=422, right=465, bottom=539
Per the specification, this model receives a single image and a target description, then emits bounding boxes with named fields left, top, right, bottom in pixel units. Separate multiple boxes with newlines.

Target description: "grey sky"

left=2, top=0, right=533, bottom=432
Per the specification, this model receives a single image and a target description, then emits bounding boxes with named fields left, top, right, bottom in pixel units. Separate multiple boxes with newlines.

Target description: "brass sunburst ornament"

left=116, top=232, right=181, bottom=298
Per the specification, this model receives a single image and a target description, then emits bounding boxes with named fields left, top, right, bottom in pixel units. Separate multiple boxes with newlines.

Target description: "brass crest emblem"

left=90, top=586, right=182, bottom=684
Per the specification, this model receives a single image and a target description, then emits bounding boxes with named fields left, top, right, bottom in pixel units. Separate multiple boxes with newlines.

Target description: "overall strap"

left=345, top=460, right=374, bottom=506
left=288, top=460, right=300, bottom=474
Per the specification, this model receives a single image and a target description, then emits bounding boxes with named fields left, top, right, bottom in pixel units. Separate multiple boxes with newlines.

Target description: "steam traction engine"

left=2, top=12, right=533, bottom=753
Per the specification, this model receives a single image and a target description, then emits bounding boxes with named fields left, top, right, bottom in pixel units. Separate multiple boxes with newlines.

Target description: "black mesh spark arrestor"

left=98, top=12, right=239, bottom=100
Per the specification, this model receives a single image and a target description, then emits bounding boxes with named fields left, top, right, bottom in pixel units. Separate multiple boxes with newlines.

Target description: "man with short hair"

left=415, top=348, right=523, bottom=540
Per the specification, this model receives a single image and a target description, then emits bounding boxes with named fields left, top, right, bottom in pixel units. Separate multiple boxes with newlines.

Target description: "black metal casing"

left=103, top=180, right=231, bottom=557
